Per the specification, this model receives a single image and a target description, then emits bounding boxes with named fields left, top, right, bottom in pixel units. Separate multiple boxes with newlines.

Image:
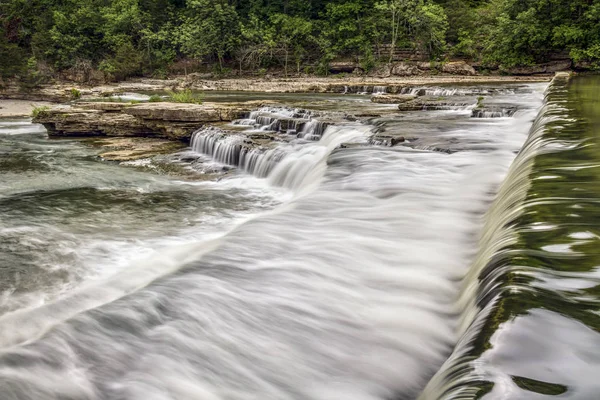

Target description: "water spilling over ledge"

left=420, top=73, right=600, bottom=399
left=7, top=78, right=598, bottom=400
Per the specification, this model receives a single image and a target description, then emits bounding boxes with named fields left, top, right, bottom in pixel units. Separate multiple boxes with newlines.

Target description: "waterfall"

left=471, top=108, right=517, bottom=118
left=418, top=73, right=572, bottom=400
left=298, top=120, right=330, bottom=140
left=373, top=86, right=387, bottom=95
left=191, top=116, right=371, bottom=190
left=233, top=106, right=314, bottom=133
left=0, top=81, right=558, bottom=400
left=189, top=127, right=246, bottom=166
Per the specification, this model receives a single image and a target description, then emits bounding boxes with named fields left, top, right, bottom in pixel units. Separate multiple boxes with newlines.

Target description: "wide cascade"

left=420, top=74, right=600, bottom=399
left=0, top=81, right=572, bottom=400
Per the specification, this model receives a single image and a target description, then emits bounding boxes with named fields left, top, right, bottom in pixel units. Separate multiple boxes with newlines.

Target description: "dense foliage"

left=0, top=0, right=599, bottom=80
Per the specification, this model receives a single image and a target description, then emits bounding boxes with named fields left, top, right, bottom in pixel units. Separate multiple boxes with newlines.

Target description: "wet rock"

left=93, top=137, right=186, bottom=161
left=390, top=137, right=405, bottom=146
left=370, top=134, right=407, bottom=147
left=371, top=94, right=417, bottom=104
left=471, top=106, right=517, bottom=118
left=397, top=96, right=475, bottom=111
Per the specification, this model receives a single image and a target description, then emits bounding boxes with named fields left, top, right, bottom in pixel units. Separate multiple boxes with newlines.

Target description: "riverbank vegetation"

left=1, top=0, right=599, bottom=82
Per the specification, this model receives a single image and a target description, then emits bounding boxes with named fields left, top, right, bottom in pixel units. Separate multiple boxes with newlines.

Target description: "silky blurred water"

left=0, top=84, right=558, bottom=400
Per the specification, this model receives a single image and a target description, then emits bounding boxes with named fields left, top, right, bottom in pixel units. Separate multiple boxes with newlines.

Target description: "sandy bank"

left=0, top=100, right=54, bottom=118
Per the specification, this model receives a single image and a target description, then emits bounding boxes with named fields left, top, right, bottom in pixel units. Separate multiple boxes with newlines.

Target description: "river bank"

left=0, top=100, right=53, bottom=118
left=0, top=74, right=553, bottom=103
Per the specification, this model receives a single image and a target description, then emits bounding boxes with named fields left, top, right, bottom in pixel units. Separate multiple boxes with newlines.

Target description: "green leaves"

left=176, top=0, right=241, bottom=69
left=2, top=0, right=600, bottom=79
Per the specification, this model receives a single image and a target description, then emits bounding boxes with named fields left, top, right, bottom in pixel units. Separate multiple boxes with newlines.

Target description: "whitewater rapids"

left=0, top=85, right=545, bottom=400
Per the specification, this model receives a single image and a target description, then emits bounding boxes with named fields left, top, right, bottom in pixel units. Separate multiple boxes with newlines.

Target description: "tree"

left=177, top=0, right=241, bottom=71
left=268, top=13, right=313, bottom=76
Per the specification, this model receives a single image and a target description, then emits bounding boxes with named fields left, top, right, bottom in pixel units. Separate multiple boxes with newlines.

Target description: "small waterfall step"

left=471, top=106, right=518, bottom=118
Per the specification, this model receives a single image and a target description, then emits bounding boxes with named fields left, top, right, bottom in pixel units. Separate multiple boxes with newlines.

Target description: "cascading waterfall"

left=189, top=127, right=246, bottom=166
left=191, top=123, right=371, bottom=189
left=373, top=86, right=387, bottom=95
left=298, top=120, right=330, bottom=140
left=191, top=107, right=345, bottom=185
left=0, top=81, right=556, bottom=400
left=398, top=87, right=520, bottom=97
left=471, top=108, right=517, bottom=119
left=417, top=73, right=600, bottom=399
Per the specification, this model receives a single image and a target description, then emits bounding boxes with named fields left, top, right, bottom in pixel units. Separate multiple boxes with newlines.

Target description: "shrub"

left=476, top=96, right=484, bottom=108
left=31, top=105, right=50, bottom=118
left=167, top=89, right=203, bottom=104
left=149, top=94, right=163, bottom=102
left=70, top=88, right=81, bottom=99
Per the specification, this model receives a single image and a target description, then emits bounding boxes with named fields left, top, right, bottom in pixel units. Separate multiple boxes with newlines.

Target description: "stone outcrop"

left=441, top=61, right=477, bottom=76
left=501, top=60, right=572, bottom=75
left=390, top=63, right=423, bottom=76
left=371, top=94, right=417, bottom=104
left=32, top=101, right=271, bottom=142
left=396, top=96, right=475, bottom=111
left=328, top=62, right=363, bottom=74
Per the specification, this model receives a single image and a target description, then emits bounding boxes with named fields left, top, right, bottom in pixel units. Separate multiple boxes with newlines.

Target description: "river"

left=0, top=77, right=598, bottom=399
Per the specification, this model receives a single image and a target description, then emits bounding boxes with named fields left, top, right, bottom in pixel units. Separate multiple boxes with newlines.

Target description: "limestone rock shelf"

left=33, top=101, right=271, bottom=142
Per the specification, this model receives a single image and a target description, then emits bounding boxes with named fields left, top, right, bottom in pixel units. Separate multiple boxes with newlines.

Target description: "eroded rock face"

left=329, top=62, right=362, bottom=74
left=391, top=63, right=422, bottom=76
left=441, top=61, right=477, bottom=76
left=501, top=60, right=572, bottom=75
left=32, top=101, right=268, bottom=141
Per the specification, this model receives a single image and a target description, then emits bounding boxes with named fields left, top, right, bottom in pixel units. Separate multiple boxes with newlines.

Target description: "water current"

left=1, top=78, right=597, bottom=400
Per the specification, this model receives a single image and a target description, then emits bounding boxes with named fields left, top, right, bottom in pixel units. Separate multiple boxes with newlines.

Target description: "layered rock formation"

left=33, top=101, right=271, bottom=141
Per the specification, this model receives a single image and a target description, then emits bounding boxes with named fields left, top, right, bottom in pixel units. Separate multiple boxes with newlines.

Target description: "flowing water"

left=0, top=78, right=597, bottom=400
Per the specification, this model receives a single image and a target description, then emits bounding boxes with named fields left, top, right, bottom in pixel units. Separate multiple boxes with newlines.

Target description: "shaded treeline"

left=0, top=0, right=599, bottom=81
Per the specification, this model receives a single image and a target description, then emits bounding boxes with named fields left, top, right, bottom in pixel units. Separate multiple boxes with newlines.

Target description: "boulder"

left=371, top=64, right=392, bottom=78
left=442, top=61, right=476, bottom=76
left=391, top=62, right=422, bottom=76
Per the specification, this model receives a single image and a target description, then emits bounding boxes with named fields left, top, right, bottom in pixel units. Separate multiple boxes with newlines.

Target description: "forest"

left=1, top=0, right=599, bottom=81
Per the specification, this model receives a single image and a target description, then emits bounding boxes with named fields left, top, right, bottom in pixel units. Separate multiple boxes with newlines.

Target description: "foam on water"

left=0, top=84, right=547, bottom=400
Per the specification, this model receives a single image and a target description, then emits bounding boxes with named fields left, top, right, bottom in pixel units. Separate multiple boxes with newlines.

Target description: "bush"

left=149, top=94, right=163, bottom=102
left=99, top=42, right=143, bottom=82
left=167, top=89, right=204, bottom=104
left=31, top=105, right=50, bottom=118
left=70, top=88, right=81, bottom=99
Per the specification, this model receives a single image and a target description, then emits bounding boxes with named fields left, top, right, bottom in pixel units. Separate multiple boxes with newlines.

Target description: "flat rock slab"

left=371, top=94, right=417, bottom=104
left=91, top=137, right=186, bottom=161
left=397, top=96, right=476, bottom=111
left=32, top=101, right=272, bottom=141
